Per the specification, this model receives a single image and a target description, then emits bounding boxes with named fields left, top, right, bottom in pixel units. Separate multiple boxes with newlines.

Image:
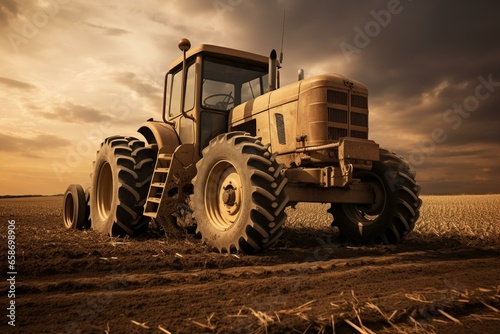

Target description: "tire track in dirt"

left=14, top=247, right=500, bottom=295
left=11, top=247, right=500, bottom=333
left=2, top=196, right=499, bottom=333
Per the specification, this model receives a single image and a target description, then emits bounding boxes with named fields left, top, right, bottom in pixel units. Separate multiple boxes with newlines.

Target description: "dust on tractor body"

left=63, top=38, right=422, bottom=253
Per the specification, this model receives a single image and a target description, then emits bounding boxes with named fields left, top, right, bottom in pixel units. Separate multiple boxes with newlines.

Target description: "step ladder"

left=143, top=148, right=173, bottom=218
left=143, top=144, right=196, bottom=219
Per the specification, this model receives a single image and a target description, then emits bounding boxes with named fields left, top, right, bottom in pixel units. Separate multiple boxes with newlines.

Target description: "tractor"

left=62, top=38, right=422, bottom=253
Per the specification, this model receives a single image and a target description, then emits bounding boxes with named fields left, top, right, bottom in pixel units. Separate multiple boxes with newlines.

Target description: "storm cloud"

left=0, top=0, right=499, bottom=195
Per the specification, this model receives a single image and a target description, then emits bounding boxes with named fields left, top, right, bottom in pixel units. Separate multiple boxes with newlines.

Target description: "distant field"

left=415, top=194, right=500, bottom=246
left=285, top=194, right=500, bottom=247
left=1, top=194, right=499, bottom=245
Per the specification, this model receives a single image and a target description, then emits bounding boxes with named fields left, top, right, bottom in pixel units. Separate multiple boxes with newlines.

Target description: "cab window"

left=168, top=62, right=195, bottom=118
left=202, top=57, right=267, bottom=112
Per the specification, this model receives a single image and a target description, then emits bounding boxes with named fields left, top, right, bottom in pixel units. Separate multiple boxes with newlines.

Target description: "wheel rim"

left=96, top=162, right=113, bottom=221
left=205, top=160, right=243, bottom=230
left=63, top=194, right=74, bottom=228
left=343, top=171, right=386, bottom=227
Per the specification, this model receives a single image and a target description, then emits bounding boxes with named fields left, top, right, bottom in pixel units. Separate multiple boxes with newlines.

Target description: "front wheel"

left=193, top=132, right=289, bottom=253
left=329, top=149, right=422, bottom=244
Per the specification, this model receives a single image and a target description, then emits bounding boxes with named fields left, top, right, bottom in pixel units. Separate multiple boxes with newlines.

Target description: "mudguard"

left=137, top=120, right=181, bottom=154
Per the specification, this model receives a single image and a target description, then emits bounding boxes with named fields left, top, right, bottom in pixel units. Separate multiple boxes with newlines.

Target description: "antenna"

left=277, top=10, right=285, bottom=88
left=279, top=10, right=286, bottom=65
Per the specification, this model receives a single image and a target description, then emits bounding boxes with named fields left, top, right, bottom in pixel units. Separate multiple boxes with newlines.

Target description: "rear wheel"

left=329, top=149, right=421, bottom=244
left=193, top=132, right=289, bottom=253
left=90, top=136, right=155, bottom=236
left=62, top=184, right=87, bottom=229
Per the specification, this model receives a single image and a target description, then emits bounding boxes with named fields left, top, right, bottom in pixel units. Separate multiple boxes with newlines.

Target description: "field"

left=1, top=195, right=499, bottom=333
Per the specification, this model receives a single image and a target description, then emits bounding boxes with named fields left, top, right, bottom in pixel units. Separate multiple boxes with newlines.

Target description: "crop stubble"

left=0, top=195, right=499, bottom=333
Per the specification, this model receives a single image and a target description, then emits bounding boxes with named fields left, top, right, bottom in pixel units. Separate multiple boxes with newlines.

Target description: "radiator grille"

left=328, top=108, right=348, bottom=123
left=327, top=90, right=348, bottom=105
left=323, top=89, right=369, bottom=143
left=351, top=94, right=368, bottom=109
left=328, top=127, right=348, bottom=140
left=351, top=112, right=368, bottom=127
left=350, top=130, right=368, bottom=139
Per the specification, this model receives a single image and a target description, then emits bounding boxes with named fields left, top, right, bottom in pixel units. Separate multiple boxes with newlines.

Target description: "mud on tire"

left=90, top=136, right=156, bottom=236
left=329, top=149, right=422, bottom=244
left=193, top=132, right=289, bottom=253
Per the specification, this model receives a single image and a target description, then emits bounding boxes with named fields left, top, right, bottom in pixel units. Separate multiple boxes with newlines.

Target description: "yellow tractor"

left=63, top=38, right=421, bottom=253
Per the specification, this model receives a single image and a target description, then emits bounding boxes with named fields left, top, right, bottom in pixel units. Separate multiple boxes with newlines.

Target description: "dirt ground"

left=1, top=196, right=499, bottom=333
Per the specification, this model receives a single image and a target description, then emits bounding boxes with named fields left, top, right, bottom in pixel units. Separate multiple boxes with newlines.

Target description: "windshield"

left=202, top=57, right=268, bottom=111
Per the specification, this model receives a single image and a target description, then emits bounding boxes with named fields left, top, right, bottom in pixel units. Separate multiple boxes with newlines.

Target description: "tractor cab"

left=163, top=40, right=269, bottom=153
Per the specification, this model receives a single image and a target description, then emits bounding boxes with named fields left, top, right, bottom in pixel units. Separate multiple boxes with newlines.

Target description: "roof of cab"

left=169, top=44, right=269, bottom=71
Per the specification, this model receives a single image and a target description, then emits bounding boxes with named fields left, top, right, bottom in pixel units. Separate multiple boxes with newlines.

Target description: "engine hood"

left=231, top=73, right=368, bottom=124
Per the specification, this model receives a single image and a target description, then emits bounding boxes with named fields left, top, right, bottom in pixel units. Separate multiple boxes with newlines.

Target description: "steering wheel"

left=203, top=93, right=235, bottom=109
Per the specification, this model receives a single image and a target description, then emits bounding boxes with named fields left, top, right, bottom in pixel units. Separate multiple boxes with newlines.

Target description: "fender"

left=137, top=120, right=180, bottom=154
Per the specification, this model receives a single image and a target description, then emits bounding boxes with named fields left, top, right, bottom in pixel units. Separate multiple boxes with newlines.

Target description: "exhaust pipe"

left=268, top=49, right=277, bottom=92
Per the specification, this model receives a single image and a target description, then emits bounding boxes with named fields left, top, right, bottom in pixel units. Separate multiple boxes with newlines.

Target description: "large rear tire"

left=90, top=136, right=156, bottom=236
left=193, top=132, right=289, bottom=253
left=329, top=149, right=421, bottom=244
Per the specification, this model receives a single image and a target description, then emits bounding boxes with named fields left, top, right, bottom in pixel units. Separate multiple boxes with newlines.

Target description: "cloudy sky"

left=0, top=0, right=499, bottom=195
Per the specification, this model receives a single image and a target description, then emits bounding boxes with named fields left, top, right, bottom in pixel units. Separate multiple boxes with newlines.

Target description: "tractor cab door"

left=165, top=61, right=197, bottom=144
left=199, top=57, right=237, bottom=151
left=199, top=56, right=268, bottom=152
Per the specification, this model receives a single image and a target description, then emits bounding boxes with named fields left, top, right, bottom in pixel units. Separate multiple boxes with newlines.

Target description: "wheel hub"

left=63, top=194, right=74, bottom=228
left=219, top=174, right=241, bottom=219
left=222, top=185, right=236, bottom=206
left=344, top=171, right=387, bottom=226
left=96, top=162, right=113, bottom=221
left=205, top=160, right=243, bottom=230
